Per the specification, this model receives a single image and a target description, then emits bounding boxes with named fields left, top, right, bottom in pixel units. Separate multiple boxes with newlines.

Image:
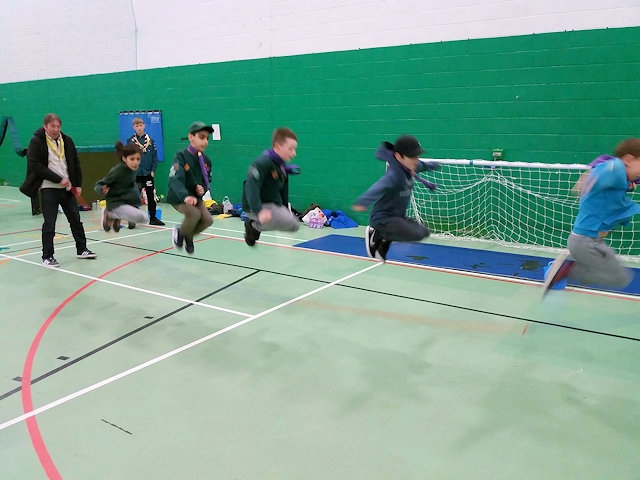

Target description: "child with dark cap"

left=352, top=135, right=438, bottom=261
left=166, top=121, right=214, bottom=254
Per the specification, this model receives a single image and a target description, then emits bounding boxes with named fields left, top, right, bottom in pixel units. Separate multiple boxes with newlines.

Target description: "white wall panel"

left=1, top=0, right=639, bottom=83
left=0, top=0, right=136, bottom=84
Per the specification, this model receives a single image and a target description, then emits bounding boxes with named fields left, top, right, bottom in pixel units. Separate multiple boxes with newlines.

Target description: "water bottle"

left=222, top=196, right=233, bottom=214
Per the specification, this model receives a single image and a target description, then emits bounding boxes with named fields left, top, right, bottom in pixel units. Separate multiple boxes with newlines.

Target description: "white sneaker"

left=172, top=226, right=184, bottom=249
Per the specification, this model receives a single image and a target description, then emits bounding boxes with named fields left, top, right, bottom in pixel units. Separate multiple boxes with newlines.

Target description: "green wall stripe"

left=1, top=27, right=638, bottom=229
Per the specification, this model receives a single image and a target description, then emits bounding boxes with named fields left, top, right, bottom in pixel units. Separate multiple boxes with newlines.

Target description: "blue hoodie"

left=572, top=156, right=640, bottom=237
left=355, top=142, right=436, bottom=226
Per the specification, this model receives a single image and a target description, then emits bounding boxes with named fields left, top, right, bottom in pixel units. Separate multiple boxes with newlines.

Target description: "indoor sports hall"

left=2, top=1, right=640, bottom=479
left=1, top=185, right=640, bottom=479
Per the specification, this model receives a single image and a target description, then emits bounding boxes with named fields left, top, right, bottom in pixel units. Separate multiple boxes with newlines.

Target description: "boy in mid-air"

left=241, top=127, right=301, bottom=246
left=352, top=135, right=438, bottom=261
left=166, top=121, right=214, bottom=254
left=544, top=138, right=640, bottom=293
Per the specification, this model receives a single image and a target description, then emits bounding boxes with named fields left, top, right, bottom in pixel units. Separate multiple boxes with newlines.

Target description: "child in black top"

left=129, top=117, right=165, bottom=226
left=95, top=141, right=149, bottom=232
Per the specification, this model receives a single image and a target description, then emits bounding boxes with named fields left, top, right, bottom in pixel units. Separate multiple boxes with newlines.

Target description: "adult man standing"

left=129, top=117, right=165, bottom=226
left=24, top=113, right=96, bottom=267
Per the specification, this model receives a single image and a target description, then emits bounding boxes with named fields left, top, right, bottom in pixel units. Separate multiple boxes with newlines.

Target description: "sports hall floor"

left=1, top=185, right=639, bottom=480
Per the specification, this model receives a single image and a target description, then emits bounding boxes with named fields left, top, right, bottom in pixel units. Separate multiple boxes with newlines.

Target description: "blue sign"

left=119, top=110, right=165, bottom=162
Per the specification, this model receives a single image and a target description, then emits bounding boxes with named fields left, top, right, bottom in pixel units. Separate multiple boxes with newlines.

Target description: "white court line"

left=0, top=252, right=251, bottom=317
left=6, top=227, right=166, bottom=257
left=0, top=261, right=382, bottom=431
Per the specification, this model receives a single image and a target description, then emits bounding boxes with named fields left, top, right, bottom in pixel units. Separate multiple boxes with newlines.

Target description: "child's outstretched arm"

left=352, top=176, right=393, bottom=211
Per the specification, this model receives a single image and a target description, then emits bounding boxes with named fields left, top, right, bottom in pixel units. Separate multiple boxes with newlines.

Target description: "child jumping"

left=544, top=138, right=640, bottom=293
left=352, top=135, right=438, bottom=261
left=95, top=141, right=149, bottom=232
left=166, top=121, right=214, bottom=254
left=241, top=127, right=301, bottom=246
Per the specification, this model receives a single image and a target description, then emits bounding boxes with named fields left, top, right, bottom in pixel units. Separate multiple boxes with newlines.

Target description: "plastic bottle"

left=222, top=196, right=233, bottom=214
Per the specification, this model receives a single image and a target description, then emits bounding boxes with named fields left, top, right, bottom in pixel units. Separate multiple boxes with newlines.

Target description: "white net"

left=410, top=158, right=640, bottom=258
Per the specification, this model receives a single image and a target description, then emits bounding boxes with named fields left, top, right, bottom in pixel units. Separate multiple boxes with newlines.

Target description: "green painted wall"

left=1, top=27, right=638, bottom=226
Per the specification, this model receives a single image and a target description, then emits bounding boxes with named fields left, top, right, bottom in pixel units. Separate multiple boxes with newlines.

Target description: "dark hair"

left=43, top=113, right=61, bottom=125
left=614, top=138, right=640, bottom=158
left=272, top=127, right=297, bottom=146
left=115, top=140, right=142, bottom=159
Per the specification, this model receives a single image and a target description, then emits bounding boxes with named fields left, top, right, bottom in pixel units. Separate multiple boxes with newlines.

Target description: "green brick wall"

left=1, top=26, right=638, bottom=225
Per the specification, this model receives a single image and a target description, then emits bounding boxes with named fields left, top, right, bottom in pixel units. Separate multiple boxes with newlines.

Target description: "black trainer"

left=113, top=219, right=121, bottom=233
left=101, top=207, right=112, bottom=232
left=375, top=239, right=391, bottom=262
left=365, top=225, right=377, bottom=259
left=244, top=219, right=260, bottom=246
left=184, top=236, right=194, bottom=254
left=149, top=217, right=165, bottom=226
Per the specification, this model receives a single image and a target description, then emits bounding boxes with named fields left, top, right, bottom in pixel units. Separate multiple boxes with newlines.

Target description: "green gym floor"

left=1, top=186, right=639, bottom=480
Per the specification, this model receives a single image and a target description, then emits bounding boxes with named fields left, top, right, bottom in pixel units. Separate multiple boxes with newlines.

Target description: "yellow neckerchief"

left=45, top=134, right=65, bottom=160
left=132, top=133, right=151, bottom=152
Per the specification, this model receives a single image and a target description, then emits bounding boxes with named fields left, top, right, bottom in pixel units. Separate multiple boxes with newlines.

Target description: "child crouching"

left=95, top=141, right=149, bottom=232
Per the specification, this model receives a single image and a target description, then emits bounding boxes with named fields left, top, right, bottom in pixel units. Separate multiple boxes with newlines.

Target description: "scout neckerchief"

left=396, top=157, right=437, bottom=191
left=132, top=133, right=151, bottom=152
left=46, top=135, right=65, bottom=160
left=264, top=148, right=287, bottom=179
left=187, top=145, right=210, bottom=192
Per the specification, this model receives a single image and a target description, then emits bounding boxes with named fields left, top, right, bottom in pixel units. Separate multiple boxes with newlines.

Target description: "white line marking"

left=0, top=253, right=251, bottom=317
left=0, top=262, right=382, bottom=431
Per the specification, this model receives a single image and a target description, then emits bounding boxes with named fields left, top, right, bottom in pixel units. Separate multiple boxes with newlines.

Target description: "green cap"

left=188, top=121, right=214, bottom=134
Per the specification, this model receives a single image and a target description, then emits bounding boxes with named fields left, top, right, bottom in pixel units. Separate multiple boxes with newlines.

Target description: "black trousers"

left=136, top=174, right=158, bottom=218
left=40, top=188, right=87, bottom=259
left=373, top=217, right=430, bottom=242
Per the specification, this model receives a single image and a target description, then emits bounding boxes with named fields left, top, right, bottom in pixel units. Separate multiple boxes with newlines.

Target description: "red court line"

left=21, top=247, right=170, bottom=479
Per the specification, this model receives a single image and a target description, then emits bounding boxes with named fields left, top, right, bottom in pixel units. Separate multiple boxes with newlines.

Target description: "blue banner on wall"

left=119, top=110, right=165, bottom=162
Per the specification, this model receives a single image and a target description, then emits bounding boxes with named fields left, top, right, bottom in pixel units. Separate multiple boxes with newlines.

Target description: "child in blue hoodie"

left=352, top=135, right=438, bottom=261
left=544, top=138, right=640, bottom=293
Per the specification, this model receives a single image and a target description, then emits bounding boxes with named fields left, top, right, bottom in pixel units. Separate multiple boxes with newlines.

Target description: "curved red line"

left=21, top=248, right=169, bottom=479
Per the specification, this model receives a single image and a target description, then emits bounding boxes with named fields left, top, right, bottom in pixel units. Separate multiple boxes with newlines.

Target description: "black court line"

left=102, top=239, right=640, bottom=343
left=3, top=236, right=638, bottom=403
left=0, top=270, right=261, bottom=402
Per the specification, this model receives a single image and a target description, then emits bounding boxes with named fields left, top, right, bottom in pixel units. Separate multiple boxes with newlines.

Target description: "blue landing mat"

left=295, top=234, right=640, bottom=296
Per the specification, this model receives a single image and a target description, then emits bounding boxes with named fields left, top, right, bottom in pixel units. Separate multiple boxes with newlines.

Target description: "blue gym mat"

left=295, top=234, right=640, bottom=296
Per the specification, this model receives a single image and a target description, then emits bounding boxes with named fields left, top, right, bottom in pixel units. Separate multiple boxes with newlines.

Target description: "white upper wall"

left=0, top=0, right=137, bottom=84
left=2, top=0, right=639, bottom=84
